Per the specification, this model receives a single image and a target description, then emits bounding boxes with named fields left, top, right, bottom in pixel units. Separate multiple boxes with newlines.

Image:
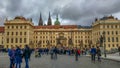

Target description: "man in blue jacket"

left=15, top=46, right=23, bottom=68
left=8, top=46, right=15, bottom=68
left=90, top=46, right=96, bottom=62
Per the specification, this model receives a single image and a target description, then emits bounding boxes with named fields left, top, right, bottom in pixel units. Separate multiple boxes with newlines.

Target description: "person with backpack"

left=23, top=45, right=31, bottom=68
left=90, top=46, right=96, bottom=62
left=8, top=46, right=15, bottom=68
left=15, top=46, right=23, bottom=68
left=96, top=46, right=101, bottom=62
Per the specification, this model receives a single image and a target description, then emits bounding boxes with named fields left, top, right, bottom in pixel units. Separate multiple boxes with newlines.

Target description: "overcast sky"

left=0, top=0, right=120, bottom=26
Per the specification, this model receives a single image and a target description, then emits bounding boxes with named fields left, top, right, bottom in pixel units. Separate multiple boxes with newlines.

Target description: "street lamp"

left=38, top=40, right=41, bottom=48
left=102, top=31, right=107, bottom=57
left=29, top=41, right=33, bottom=48
left=46, top=40, right=50, bottom=47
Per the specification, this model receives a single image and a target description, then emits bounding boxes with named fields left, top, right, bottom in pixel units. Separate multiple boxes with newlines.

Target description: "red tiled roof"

left=34, top=25, right=77, bottom=29
left=0, top=27, right=4, bottom=33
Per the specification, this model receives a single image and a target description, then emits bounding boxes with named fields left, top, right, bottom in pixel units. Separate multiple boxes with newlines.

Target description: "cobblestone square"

left=0, top=53, right=120, bottom=68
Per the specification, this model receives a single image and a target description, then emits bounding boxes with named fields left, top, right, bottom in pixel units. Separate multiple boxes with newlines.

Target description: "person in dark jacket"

left=23, top=45, right=31, bottom=68
left=53, top=47, right=58, bottom=59
left=96, top=46, right=101, bottom=61
left=75, top=48, right=79, bottom=61
left=90, top=46, right=96, bottom=62
left=15, top=46, right=23, bottom=68
left=8, top=46, right=15, bottom=68
left=50, top=47, right=54, bottom=59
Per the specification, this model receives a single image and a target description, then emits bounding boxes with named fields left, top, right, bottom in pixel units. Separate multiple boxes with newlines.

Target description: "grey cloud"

left=0, top=0, right=120, bottom=26
left=58, top=0, right=120, bottom=25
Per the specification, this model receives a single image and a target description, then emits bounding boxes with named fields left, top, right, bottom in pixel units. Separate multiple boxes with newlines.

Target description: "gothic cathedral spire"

left=38, top=13, right=43, bottom=26
left=47, top=12, right=52, bottom=25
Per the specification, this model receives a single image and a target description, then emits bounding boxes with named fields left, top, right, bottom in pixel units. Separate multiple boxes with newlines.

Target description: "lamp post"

left=38, top=40, right=41, bottom=48
left=47, top=40, right=50, bottom=48
left=29, top=41, right=33, bottom=48
left=102, top=31, right=106, bottom=57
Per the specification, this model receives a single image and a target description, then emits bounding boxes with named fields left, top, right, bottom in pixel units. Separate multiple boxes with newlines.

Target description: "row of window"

left=94, top=31, right=119, bottom=36
left=75, top=40, right=89, bottom=43
left=95, top=37, right=119, bottom=43
left=107, top=37, right=119, bottom=42
left=35, top=40, right=55, bottom=43
left=35, top=32, right=91, bottom=35
left=106, top=44, right=119, bottom=48
left=7, top=25, right=27, bottom=29
left=6, top=38, right=26, bottom=43
left=7, top=32, right=27, bottom=35
left=34, top=36, right=91, bottom=39
left=101, top=25, right=120, bottom=29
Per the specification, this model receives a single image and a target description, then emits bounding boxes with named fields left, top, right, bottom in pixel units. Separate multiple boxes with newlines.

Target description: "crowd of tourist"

left=6, top=45, right=120, bottom=68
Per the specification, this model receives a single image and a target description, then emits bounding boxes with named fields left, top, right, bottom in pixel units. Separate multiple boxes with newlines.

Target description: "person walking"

left=50, top=47, right=54, bottom=59
left=90, top=46, right=96, bottom=62
left=23, top=45, right=31, bottom=68
left=53, top=47, right=58, bottom=60
left=75, top=48, right=79, bottom=61
left=8, top=46, right=15, bottom=68
left=96, top=46, right=101, bottom=62
left=15, top=46, right=23, bottom=68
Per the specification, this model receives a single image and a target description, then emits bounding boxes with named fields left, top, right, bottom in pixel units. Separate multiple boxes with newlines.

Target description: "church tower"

left=47, top=12, right=52, bottom=25
left=38, top=13, right=43, bottom=26
left=54, top=14, right=60, bottom=25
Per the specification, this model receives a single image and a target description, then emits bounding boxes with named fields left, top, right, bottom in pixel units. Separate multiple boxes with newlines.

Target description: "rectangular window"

left=20, top=26, right=22, bottom=29
left=12, top=32, right=14, bottom=35
left=116, top=31, right=118, bottom=35
left=24, top=26, right=26, bottom=29
left=11, top=38, right=13, bottom=43
left=116, top=44, right=119, bottom=47
left=16, top=32, right=18, bottom=35
left=20, top=38, right=22, bottom=43
left=115, top=25, right=117, bottom=28
left=16, top=38, right=18, bottom=43
left=7, top=32, right=9, bottom=35
left=2, top=41, right=3, bottom=44
left=76, top=40, right=77, bottom=43
left=16, top=26, right=18, bottom=29
left=116, top=37, right=118, bottom=42
left=24, top=32, right=26, bottom=35
left=12, top=26, right=14, bottom=29
left=112, top=31, right=114, bottom=35
left=85, top=40, right=87, bottom=43
left=108, top=31, right=109, bottom=35
left=8, top=26, right=9, bottom=29
left=107, top=25, right=109, bottom=28
left=24, top=38, right=26, bottom=43
left=112, top=37, right=114, bottom=42
left=108, top=37, right=110, bottom=42
left=108, top=44, right=110, bottom=48
left=111, top=25, right=113, bottom=28
left=112, top=44, right=114, bottom=47
left=20, top=32, right=22, bottom=35
left=7, top=38, right=9, bottom=43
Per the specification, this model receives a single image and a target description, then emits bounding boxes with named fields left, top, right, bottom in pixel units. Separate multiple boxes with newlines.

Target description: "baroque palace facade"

left=0, top=13, right=120, bottom=50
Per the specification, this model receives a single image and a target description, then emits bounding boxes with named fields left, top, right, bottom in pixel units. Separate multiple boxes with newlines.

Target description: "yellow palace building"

left=0, top=13, right=120, bottom=51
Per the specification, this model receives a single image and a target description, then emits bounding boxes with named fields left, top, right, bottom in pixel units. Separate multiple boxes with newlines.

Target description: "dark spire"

left=38, top=13, right=43, bottom=26
left=47, top=12, right=52, bottom=25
